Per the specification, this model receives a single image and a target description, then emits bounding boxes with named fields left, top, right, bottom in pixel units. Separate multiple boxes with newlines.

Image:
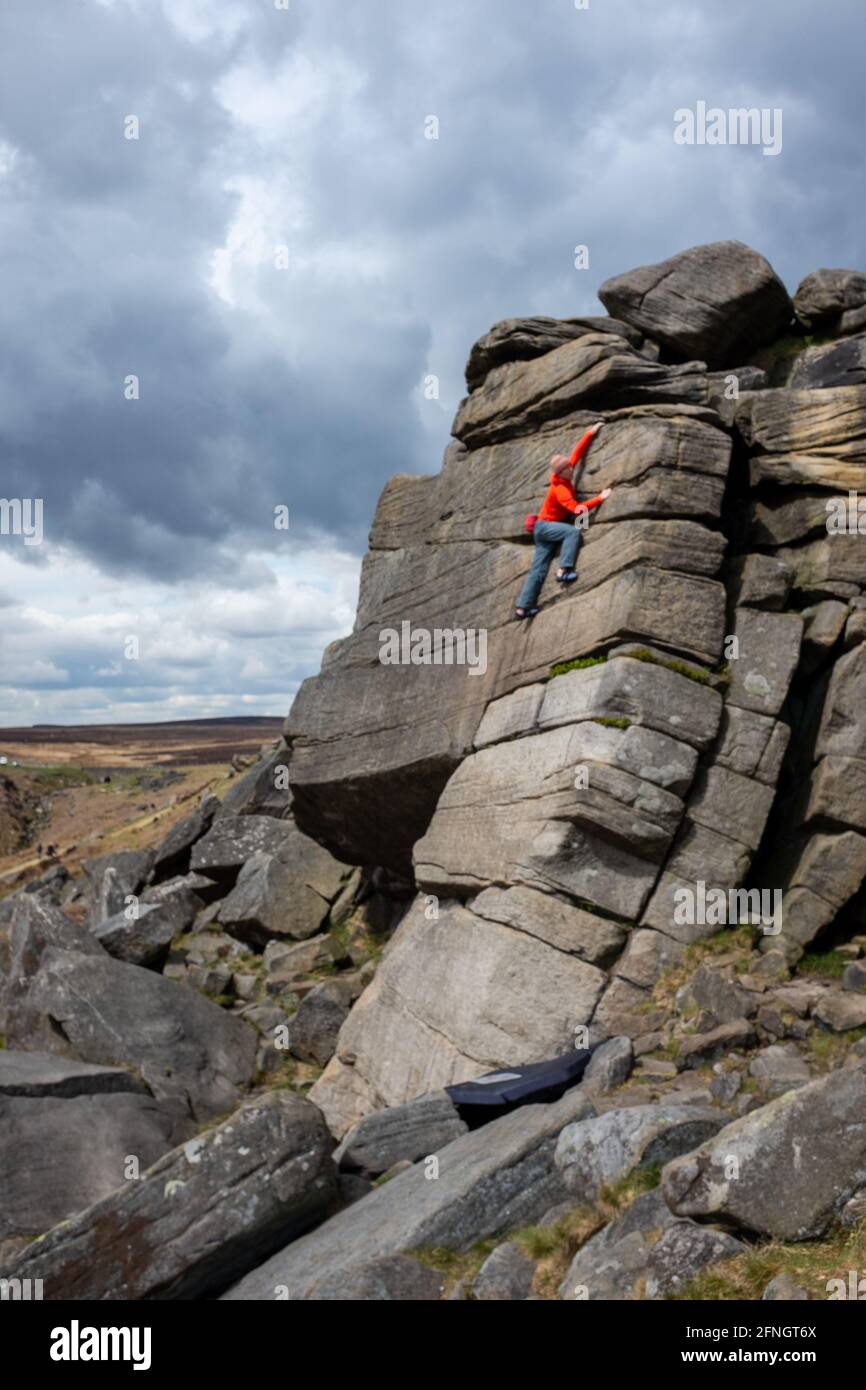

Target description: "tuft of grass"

left=671, top=1217, right=866, bottom=1301
left=27, top=764, right=97, bottom=788
left=808, top=1025, right=866, bottom=1072
left=650, top=926, right=757, bottom=1016
left=593, top=716, right=631, bottom=729
left=550, top=655, right=607, bottom=678
left=797, top=950, right=848, bottom=979
left=598, top=1163, right=663, bottom=1209
left=411, top=1239, right=500, bottom=1295
left=628, top=648, right=712, bottom=686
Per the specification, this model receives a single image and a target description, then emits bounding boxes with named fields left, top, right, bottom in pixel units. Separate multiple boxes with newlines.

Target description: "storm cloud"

left=1, top=0, right=864, bottom=722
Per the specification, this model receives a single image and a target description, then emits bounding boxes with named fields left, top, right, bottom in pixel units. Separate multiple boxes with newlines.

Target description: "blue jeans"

left=516, top=520, right=581, bottom=610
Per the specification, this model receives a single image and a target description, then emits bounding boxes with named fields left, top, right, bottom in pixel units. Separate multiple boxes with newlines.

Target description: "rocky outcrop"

left=285, top=240, right=866, bottom=1136
left=464, top=314, right=647, bottom=392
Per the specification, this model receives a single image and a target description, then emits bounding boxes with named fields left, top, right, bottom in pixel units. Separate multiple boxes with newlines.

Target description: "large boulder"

left=92, top=897, right=190, bottom=969
left=793, top=268, right=866, bottom=335
left=189, top=814, right=289, bottom=886
left=222, top=1087, right=596, bottom=1300
left=4, top=1093, right=337, bottom=1300
left=149, top=795, right=220, bottom=883
left=1, top=1090, right=178, bottom=1238
left=554, top=1104, right=724, bottom=1202
left=662, top=1062, right=866, bottom=1239
left=6, top=928, right=257, bottom=1124
left=217, top=823, right=349, bottom=948
left=598, top=242, right=792, bottom=367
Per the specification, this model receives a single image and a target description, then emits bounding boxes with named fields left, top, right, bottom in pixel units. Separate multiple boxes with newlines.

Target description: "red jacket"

left=538, top=429, right=606, bottom=522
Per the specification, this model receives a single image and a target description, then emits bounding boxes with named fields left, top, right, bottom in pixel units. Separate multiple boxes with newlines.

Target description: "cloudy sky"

left=1, top=0, right=864, bottom=726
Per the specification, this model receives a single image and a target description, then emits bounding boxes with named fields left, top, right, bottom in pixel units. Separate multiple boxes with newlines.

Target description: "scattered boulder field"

left=3, top=240, right=866, bottom=1300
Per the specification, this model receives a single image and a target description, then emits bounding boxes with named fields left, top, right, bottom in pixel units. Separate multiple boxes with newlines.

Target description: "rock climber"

left=514, top=421, right=612, bottom=619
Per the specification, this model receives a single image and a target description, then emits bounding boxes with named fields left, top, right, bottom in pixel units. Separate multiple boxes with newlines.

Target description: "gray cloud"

left=0, top=0, right=864, bottom=720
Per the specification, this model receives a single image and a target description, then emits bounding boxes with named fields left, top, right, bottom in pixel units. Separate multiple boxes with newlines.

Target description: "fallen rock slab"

left=334, top=1092, right=467, bottom=1177
left=0, top=1051, right=148, bottom=1100
left=222, top=1088, right=596, bottom=1300
left=306, top=1255, right=445, bottom=1302
left=217, top=823, right=348, bottom=947
left=4, top=1092, right=336, bottom=1300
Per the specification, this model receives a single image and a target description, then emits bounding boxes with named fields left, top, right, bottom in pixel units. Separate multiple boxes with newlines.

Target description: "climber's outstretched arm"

left=567, top=420, right=604, bottom=469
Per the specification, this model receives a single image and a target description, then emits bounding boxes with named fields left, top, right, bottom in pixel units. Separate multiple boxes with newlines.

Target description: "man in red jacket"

left=515, top=421, right=612, bottom=618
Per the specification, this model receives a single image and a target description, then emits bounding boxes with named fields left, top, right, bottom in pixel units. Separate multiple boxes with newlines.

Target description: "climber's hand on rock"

left=590, top=421, right=604, bottom=436
left=600, top=487, right=612, bottom=500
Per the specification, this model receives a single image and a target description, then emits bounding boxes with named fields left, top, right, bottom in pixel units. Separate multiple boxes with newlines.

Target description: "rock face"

left=286, top=240, right=866, bottom=1137
left=310, top=897, right=607, bottom=1137
left=598, top=241, right=792, bottom=366
left=287, top=403, right=731, bottom=875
